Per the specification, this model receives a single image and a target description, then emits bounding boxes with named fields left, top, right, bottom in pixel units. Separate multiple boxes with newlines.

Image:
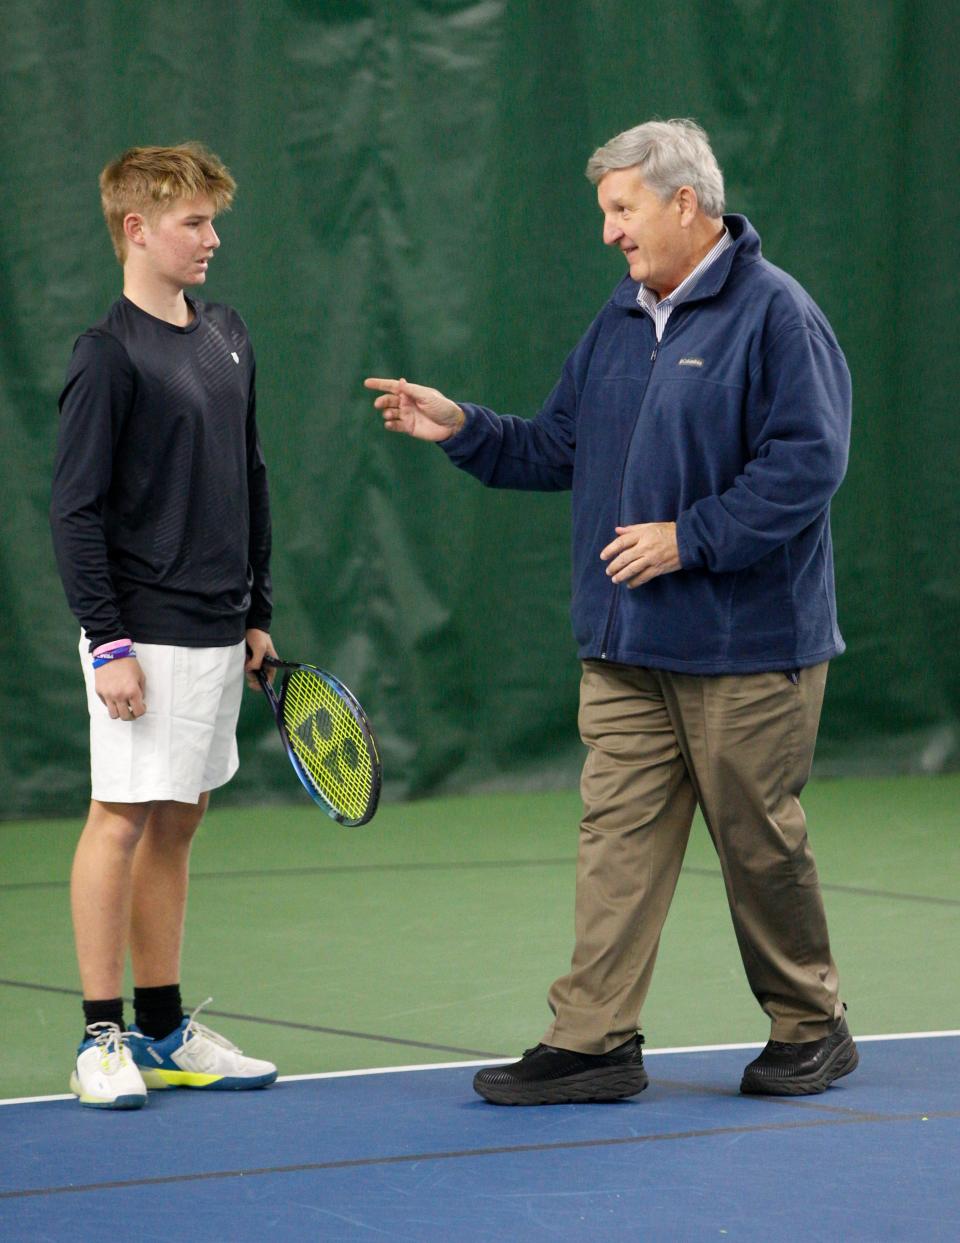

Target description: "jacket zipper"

left=599, top=336, right=664, bottom=659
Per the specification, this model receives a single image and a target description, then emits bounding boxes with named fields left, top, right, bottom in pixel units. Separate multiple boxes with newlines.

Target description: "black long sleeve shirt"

left=51, top=295, right=272, bottom=651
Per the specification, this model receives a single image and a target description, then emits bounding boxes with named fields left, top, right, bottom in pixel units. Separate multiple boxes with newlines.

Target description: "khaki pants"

left=543, top=660, right=843, bottom=1053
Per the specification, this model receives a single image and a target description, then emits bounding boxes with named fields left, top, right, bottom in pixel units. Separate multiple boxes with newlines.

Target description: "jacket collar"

left=610, top=214, right=761, bottom=310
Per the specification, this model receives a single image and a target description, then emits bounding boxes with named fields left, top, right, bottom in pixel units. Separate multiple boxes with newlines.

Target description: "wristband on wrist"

left=92, top=641, right=133, bottom=661
left=92, top=645, right=137, bottom=669
left=92, top=638, right=133, bottom=657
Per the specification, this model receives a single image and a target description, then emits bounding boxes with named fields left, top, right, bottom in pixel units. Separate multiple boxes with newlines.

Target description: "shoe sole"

left=740, top=1037, right=860, bottom=1096
left=69, top=1072, right=146, bottom=1110
left=137, top=1066, right=278, bottom=1090
left=474, top=1065, right=649, bottom=1106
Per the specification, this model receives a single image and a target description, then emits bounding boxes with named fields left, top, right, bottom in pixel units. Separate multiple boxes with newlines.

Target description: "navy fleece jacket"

left=441, top=215, right=851, bottom=674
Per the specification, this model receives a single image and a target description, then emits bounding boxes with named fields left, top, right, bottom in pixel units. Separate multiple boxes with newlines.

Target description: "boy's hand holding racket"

left=244, top=627, right=278, bottom=691
left=364, top=376, right=466, bottom=441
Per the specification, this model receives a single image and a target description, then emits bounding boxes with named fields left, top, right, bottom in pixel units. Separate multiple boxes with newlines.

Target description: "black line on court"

left=3, top=1108, right=955, bottom=1201
left=0, top=858, right=575, bottom=892
left=2, top=859, right=958, bottom=909
left=687, top=869, right=960, bottom=908
left=0, top=979, right=507, bottom=1060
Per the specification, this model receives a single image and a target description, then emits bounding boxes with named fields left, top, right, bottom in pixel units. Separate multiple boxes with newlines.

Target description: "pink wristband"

left=92, top=638, right=134, bottom=657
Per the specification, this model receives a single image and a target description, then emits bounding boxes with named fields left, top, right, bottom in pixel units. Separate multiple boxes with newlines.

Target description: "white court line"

left=3, top=1028, right=958, bottom=1108
left=282, top=1027, right=960, bottom=1080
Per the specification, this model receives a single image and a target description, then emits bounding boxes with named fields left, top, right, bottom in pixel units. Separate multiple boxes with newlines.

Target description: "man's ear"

left=676, top=186, right=699, bottom=227
left=123, top=212, right=147, bottom=249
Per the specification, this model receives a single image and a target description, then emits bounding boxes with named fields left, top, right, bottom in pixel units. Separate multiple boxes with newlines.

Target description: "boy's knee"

left=147, top=796, right=208, bottom=840
left=86, top=800, right=152, bottom=849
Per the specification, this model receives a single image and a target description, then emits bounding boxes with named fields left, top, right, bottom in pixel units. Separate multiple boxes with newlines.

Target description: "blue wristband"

left=92, top=646, right=136, bottom=669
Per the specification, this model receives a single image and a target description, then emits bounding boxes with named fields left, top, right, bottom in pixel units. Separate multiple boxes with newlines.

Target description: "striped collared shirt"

left=637, top=227, right=732, bottom=341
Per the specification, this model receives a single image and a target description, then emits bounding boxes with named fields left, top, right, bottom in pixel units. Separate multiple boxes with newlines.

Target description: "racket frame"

left=257, top=656, right=381, bottom=826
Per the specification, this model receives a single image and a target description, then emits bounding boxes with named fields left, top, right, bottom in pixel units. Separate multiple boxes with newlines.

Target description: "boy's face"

left=129, top=194, right=221, bottom=288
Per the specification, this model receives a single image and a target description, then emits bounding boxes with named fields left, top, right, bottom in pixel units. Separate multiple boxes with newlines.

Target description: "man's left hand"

left=245, top=628, right=278, bottom=690
left=601, top=523, right=681, bottom=587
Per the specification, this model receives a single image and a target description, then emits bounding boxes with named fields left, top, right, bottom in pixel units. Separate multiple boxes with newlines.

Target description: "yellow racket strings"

left=282, top=669, right=374, bottom=820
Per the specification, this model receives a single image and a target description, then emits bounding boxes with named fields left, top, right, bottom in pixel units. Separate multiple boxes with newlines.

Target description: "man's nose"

left=205, top=225, right=221, bottom=250
left=602, top=217, right=623, bottom=246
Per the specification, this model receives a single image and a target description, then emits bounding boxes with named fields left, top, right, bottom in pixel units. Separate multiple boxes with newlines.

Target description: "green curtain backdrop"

left=1, top=1, right=957, bottom=817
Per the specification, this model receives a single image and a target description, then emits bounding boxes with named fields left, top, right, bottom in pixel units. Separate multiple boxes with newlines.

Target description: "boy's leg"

left=129, top=793, right=209, bottom=987
left=128, top=795, right=209, bottom=1041
left=71, top=799, right=151, bottom=1000
left=70, top=799, right=151, bottom=1108
left=124, top=787, right=277, bottom=1092
left=75, top=637, right=275, bottom=1091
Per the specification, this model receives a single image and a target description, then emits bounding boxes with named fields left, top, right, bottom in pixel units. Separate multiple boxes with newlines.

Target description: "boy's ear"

left=123, top=212, right=147, bottom=248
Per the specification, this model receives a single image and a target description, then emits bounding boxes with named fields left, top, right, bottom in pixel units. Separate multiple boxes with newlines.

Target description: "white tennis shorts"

left=80, top=634, right=246, bottom=805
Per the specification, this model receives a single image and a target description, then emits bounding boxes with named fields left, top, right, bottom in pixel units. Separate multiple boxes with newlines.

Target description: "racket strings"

left=282, top=669, right=375, bottom=821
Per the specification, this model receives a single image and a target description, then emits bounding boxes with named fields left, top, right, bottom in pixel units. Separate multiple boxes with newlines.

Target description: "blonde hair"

left=99, top=142, right=236, bottom=262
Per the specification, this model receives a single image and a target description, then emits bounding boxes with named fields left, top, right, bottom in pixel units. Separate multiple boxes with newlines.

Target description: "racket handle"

left=262, top=655, right=300, bottom=671
left=256, top=664, right=281, bottom=717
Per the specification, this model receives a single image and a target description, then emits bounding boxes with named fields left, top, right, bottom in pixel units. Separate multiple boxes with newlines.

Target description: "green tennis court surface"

left=1, top=775, right=957, bottom=1101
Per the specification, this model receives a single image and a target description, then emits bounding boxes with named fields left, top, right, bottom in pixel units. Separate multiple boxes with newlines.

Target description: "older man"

left=365, top=118, right=856, bottom=1104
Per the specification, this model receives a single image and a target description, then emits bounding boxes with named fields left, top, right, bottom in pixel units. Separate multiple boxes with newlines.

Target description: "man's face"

left=597, top=168, right=684, bottom=298
left=132, top=194, right=221, bottom=288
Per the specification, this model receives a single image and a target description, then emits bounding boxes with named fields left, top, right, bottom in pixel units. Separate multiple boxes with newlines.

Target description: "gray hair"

left=585, top=118, right=725, bottom=217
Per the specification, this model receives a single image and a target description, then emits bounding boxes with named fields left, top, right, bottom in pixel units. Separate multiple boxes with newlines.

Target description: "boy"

left=51, top=143, right=278, bottom=1108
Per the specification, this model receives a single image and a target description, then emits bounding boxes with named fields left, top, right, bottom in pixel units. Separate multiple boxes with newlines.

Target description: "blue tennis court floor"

left=2, top=1032, right=958, bottom=1241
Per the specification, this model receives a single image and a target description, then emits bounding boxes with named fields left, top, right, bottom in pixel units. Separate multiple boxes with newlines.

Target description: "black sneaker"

left=740, top=1015, right=859, bottom=1096
left=473, top=1035, right=649, bottom=1105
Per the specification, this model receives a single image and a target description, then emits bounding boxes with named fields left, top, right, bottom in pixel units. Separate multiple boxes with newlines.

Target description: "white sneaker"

left=70, top=1022, right=147, bottom=1109
left=130, top=998, right=278, bottom=1090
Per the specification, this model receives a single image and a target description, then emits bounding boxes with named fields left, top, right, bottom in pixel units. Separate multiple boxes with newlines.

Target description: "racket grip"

left=256, top=665, right=281, bottom=718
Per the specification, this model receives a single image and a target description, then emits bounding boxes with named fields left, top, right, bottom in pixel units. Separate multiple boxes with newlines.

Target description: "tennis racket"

left=257, top=656, right=381, bottom=826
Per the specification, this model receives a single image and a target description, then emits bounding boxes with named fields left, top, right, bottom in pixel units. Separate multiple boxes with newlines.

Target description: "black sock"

left=82, top=997, right=124, bottom=1043
left=133, top=984, right=184, bottom=1039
